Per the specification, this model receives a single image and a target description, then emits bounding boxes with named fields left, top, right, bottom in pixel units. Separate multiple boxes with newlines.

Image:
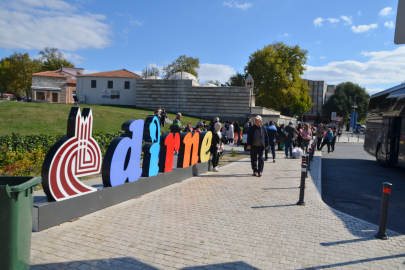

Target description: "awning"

left=31, top=87, right=62, bottom=92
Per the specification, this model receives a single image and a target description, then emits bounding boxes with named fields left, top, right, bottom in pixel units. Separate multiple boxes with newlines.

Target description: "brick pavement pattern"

left=30, top=151, right=405, bottom=269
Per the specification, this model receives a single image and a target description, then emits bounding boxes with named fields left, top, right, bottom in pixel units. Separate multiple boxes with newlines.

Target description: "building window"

left=36, top=92, right=46, bottom=101
left=318, top=96, right=322, bottom=102
left=72, top=91, right=76, bottom=100
left=124, top=81, right=130, bottom=89
left=108, top=81, right=113, bottom=88
left=319, top=85, right=323, bottom=92
left=91, top=80, right=96, bottom=88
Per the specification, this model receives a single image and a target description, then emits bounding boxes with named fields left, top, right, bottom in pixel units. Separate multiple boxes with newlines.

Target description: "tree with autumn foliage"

left=245, top=42, right=312, bottom=115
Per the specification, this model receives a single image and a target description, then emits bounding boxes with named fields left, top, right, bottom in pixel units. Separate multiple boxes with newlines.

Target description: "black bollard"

left=306, top=153, right=310, bottom=177
left=297, top=164, right=307, bottom=205
left=301, top=155, right=307, bottom=178
left=308, top=147, right=312, bottom=169
left=311, top=146, right=314, bottom=161
left=375, top=182, right=393, bottom=240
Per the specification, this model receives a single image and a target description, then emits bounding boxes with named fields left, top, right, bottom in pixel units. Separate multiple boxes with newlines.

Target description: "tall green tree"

left=162, top=55, right=200, bottom=79
left=323, top=82, right=370, bottom=121
left=39, top=47, right=74, bottom=71
left=226, top=72, right=247, bottom=86
left=0, top=52, right=41, bottom=97
left=245, top=42, right=312, bottom=115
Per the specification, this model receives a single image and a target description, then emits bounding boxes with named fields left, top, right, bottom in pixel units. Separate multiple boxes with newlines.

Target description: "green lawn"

left=0, top=102, right=206, bottom=135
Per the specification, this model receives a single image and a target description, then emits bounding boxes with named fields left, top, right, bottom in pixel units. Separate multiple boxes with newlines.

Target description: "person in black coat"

left=265, top=121, right=278, bottom=162
left=246, top=115, right=269, bottom=177
left=210, top=122, right=226, bottom=172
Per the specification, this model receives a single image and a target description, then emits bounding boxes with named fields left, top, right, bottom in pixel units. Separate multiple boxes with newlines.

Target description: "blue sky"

left=0, top=0, right=402, bottom=94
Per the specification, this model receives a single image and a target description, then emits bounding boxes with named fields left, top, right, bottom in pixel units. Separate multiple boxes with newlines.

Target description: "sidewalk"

left=30, top=150, right=405, bottom=269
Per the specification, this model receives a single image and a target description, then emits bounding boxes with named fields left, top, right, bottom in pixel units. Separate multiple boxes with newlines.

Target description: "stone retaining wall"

left=136, top=80, right=252, bottom=121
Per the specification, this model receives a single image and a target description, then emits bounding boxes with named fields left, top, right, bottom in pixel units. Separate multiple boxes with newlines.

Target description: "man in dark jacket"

left=265, top=121, right=277, bottom=162
left=284, top=121, right=299, bottom=158
left=234, top=121, right=241, bottom=146
left=247, top=115, right=269, bottom=177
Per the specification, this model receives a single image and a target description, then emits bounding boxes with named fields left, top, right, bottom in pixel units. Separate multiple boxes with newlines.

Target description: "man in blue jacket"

left=265, top=121, right=277, bottom=162
left=247, top=115, right=269, bottom=177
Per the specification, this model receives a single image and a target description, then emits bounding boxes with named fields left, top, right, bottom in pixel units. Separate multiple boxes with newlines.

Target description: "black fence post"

left=297, top=164, right=307, bottom=206
left=301, top=155, right=307, bottom=178
left=375, top=182, right=392, bottom=240
left=306, top=153, right=309, bottom=177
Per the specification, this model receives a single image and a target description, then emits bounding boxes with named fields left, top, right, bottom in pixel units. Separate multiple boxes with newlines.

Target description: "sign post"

left=395, top=0, right=405, bottom=44
left=331, top=112, right=336, bottom=121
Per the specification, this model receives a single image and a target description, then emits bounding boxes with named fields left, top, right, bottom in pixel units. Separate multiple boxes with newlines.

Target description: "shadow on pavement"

left=262, top=187, right=299, bottom=190
left=251, top=204, right=297, bottom=209
left=31, top=257, right=258, bottom=270
left=297, top=254, right=405, bottom=270
left=320, top=237, right=373, bottom=246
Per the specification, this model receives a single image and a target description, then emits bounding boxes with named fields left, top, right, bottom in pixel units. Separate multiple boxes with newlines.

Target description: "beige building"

left=31, top=67, right=83, bottom=103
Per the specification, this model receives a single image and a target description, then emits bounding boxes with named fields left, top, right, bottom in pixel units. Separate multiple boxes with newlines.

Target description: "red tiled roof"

left=32, top=70, right=66, bottom=78
left=78, top=69, right=141, bottom=78
left=67, top=80, right=76, bottom=84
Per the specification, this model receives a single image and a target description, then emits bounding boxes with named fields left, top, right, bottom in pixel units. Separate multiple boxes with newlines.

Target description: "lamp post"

left=351, top=96, right=357, bottom=135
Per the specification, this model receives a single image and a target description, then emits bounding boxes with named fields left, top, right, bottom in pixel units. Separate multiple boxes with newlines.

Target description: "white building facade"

left=76, top=69, right=141, bottom=105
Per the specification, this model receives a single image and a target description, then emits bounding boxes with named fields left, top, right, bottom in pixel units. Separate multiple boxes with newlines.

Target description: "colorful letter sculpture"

left=142, top=116, right=161, bottom=177
left=159, top=133, right=180, bottom=172
left=42, top=108, right=101, bottom=201
left=199, top=131, right=213, bottom=163
left=177, top=132, right=200, bottom=168
left=102, top=119, right=144, bottom=187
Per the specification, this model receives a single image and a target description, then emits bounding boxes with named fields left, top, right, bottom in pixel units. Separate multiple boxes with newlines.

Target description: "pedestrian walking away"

left=301, top=123, right=312, bottom=153
left=316, top=124, right=325, bottom=150
left=284, top=121, right=299, bottom=158
left=227, top=121, right=234, bottom=144
left=211, top=122, right=225, bottom=172
left=331, top=127, right=337, bottom=152
left=247, top=115, right=269, bottom=177
left=319, top=128, right=333, bottom=153
left=265, top=121, right=277, bottom=162
left=234, top=121, right=241, bottom=146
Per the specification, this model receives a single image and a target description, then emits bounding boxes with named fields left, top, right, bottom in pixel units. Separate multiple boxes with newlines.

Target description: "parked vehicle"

left=364, top=83, right=405, bottom=168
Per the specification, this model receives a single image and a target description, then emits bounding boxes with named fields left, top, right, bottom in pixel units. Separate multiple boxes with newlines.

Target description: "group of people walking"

left=315, top=123, right=338, bottom=153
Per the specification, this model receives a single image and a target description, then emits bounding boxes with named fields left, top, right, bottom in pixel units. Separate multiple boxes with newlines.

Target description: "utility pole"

left=351, top=95, right=357, bottom=135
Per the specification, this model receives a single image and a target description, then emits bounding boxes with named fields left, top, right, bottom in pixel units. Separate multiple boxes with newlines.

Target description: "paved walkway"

left=30, top=150, right=405, bottom=269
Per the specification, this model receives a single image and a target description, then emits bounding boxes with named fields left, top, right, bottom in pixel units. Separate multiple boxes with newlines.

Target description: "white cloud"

left=130, top=20, right=142, bottom=26
left=313, top=17, right=339, bottom=26
left=198, top=63, right=236, bottom=83
left=351, top=24, right=378, bottom=33
left=314, top=17, right=324, bottom=27
left=0, top=0, right=111, bottom=51
left=278, top=33, right=289, bottom=37
left=83, top=70, right=101, bottom=75
left=384, top=41, right=390, bottom=45
left=340, top=15, right=352, bottom=25
left=61, top=52, right=86, bottom=65
left=304, top=46, right=405, bottom=86
left=358, top=11, right=361, bottom=16
left=384, top=20, right=395, bottom=29
left=327, top=18, right=339, bottom=23
left=366, top=88, right=385, bottom=95
left=316, top=41, right=321, bottom=44
left=320, top=56, right=326, bottom=59
left=222, top=0, right=252, bottom=11
left=379, top=7, right=393, bottom=16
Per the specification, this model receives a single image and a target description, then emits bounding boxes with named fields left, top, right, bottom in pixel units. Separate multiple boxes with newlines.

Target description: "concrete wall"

left=136, top=80, right=252, bottom=121
left=77, top=77, right=137, bottom=105
left=31, top=76, right=67, bottom=103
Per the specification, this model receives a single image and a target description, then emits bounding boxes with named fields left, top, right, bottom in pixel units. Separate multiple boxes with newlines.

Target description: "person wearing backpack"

left=319, top=128, right=333, bottom=153
left=331, top=127, right=338, bottom=152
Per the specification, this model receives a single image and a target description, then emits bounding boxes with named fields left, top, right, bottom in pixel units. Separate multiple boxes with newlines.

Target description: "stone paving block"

left=30, top=151, right=405, bottom=269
